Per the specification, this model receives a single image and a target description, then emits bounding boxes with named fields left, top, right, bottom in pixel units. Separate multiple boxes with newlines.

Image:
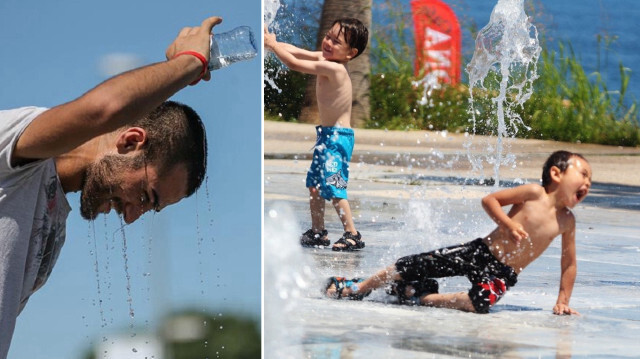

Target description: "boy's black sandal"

left=325, top=276, right=371, bottom=300
left=386, top=278, right=439, bottom=305
left=300, top=229, right=330, bottom=247
left=331, top=231, right=365, bottom=251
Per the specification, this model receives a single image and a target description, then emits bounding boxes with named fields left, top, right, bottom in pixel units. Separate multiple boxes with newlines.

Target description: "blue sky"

left=0, top=0, right=261, bottom=358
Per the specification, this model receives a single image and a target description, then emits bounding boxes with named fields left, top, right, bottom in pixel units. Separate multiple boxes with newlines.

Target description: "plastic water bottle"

left=209, top=26, right=257, bottom=71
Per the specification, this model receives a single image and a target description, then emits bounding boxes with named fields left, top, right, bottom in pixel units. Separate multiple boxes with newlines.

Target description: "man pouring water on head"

left=0, top=16, right=222, bottom=357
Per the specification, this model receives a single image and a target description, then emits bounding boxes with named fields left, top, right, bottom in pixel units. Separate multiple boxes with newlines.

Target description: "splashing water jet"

left=466, top=0, right=541, bottom=185
left=264, top=0, right=280, bottom=28
left=264, top=203, right=310, bottom=358
left=413, top=72, right=442, bottom=107
left=264, top=0, right=283, bottom=92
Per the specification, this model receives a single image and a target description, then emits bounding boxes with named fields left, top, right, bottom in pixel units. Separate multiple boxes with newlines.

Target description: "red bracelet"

left=173, top=50, right=208, bottom=85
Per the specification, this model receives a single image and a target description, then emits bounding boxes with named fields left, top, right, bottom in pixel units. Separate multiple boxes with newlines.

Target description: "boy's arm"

left=12, top=16, right=221, bottom=163
left=264, top=26, right=322, bottom=61
left=264, top=29, right=337, bottom=77
left=278, top=43, right=323, bottom=61
left=481, top=183, right=543, bottom=244
left=554, top=218, right=580, bottom=315
left=269, top=42, right=338, bottom=77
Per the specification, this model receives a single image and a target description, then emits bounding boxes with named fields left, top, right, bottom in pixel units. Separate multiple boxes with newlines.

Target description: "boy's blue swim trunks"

left=306, top=126, right=355, bottom=200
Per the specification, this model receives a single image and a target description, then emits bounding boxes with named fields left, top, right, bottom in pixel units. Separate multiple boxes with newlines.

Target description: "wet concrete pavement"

left=264, top=121, right=640, bottom=358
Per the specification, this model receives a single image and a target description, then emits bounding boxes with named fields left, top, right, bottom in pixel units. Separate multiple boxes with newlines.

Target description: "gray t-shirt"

left=0, top=107, right=71, bottom=358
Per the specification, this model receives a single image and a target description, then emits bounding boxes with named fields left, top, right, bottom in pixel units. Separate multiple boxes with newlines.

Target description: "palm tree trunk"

left=299, top=0, right=372, bottom=127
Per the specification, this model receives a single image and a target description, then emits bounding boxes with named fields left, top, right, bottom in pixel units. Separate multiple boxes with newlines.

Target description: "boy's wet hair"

left=541, top=150, right=588, bottom=188
left=332, top=18, right=369, bottom=59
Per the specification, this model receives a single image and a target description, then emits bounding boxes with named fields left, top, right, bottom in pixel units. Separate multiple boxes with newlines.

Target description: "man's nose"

left=124, top=204, right=147, bottom=224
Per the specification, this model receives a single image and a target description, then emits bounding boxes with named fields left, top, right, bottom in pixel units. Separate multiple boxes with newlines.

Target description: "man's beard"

left=79, top=154, right=143, bottom=220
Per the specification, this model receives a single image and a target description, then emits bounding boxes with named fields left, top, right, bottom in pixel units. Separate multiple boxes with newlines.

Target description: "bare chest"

left=316, top=76, right=351, bottom=103
left=315, top=75, right=353, bottom=126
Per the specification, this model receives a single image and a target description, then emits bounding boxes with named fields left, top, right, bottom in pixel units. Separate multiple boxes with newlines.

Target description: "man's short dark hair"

left=541, top=150, right=588, bottom=188
left=333, top=18, right=369, bottom=59
left=132, top=101, right=207, bottom=196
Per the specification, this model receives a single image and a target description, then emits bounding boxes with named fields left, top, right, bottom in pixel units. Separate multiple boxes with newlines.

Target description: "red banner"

left=411, top=0, right=461, bottom=85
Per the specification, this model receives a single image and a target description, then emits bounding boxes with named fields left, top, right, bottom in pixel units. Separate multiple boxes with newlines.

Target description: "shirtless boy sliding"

left=264, top=19, right=369, bottom=251
left=326, top=151, right=592, bottom=314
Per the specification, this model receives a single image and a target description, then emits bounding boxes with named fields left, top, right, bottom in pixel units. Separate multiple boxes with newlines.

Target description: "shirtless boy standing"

left=264, top=18, right=369, bottom=251
left=326, top=151, right=592, bottom=314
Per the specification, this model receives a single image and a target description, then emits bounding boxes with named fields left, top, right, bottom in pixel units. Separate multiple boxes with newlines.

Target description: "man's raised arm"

left=12, top=16, right=221, bottom=164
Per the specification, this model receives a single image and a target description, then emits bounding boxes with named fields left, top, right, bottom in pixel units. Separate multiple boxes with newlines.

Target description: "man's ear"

left=115, top=127, right=147, bottom=154
left=549, top=165, right=563, bottom=183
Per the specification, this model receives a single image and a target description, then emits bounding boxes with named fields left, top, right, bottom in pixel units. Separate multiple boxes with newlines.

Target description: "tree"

left=299, top=0, right=372, bottom=127
left=82, top=310, right=260, bottom=359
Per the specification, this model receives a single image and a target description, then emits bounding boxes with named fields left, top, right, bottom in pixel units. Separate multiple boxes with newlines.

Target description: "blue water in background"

left=281, top=0, right=640, bottom=104
left=388, top=0, right=640, bottom=106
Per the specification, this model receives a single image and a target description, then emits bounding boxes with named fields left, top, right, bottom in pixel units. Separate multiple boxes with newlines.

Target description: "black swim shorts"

left=395, top=238, right=518, bottom=313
